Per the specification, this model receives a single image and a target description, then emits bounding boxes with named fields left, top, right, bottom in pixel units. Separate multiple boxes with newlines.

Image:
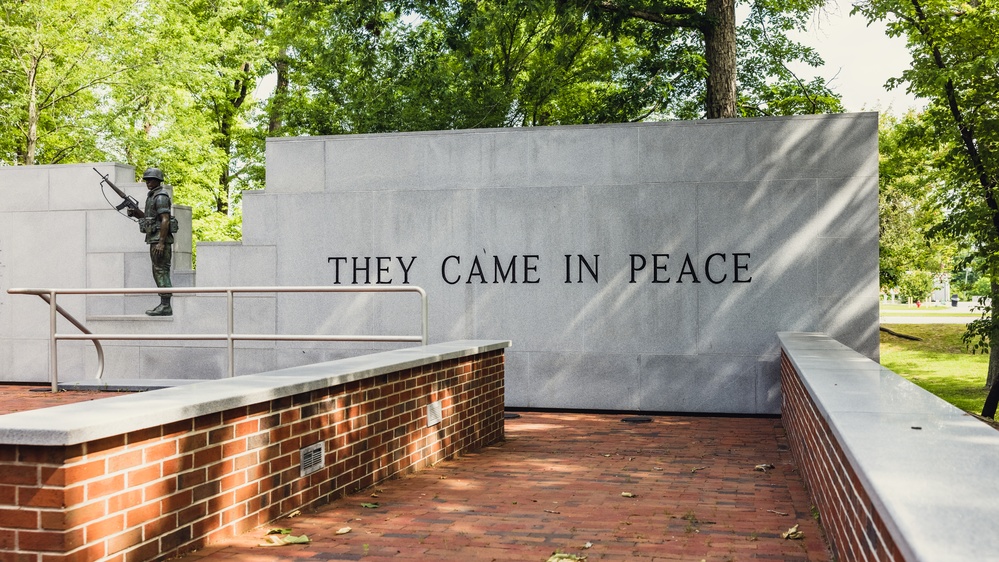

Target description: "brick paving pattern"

left=0, top=384, right=130, bottom=413
left=184, top=411, right=831, bottom=561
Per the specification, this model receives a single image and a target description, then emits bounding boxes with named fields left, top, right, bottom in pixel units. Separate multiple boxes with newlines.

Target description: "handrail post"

left=227, top=289, right=234, bottom=378
left=421, top=290, right=429, bottom=346
left=49, top=290, right=58, bottom=393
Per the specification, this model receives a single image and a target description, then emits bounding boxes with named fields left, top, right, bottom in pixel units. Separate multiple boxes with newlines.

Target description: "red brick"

left=0, top=465, right=36, bottom=487
left=123, top=539, right=159, bottom=562
left=0, top=508, right=36, bottom=529
left=85, top=514, right=124, bottom=542
left=87, top=435, right=127, bottom=456
left=106, top=450, right=142, bottom=474
left=193, top=446, right=222, bottom=468
left=126, top=464, right=160, bottom=488
left=17, top=487, right=63, bottom=509
left=64, top=460, right=104, bottom=485
left=106, top=527, right=142, bottom=555
left=18, top=446, right=67, bottom=466
left=178, top=433, right=207, bottom=453
left=59, top=501, right=106, bottom=530
left=194, top=413, right=222, bottom=431
left=142, top=441, right=176, bottom=463
left=208, top=427, right=233, bottom=445
left=142, top=477, right=177, bottom=503
left=106, top=489, right=143, bottom=515
left=85, top=474, right=124, bottom=501
left=0, top=486, right=15, bottom=505
left=18, top=528, right=82, bottom=552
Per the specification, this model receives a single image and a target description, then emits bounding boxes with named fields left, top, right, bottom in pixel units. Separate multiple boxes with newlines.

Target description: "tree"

left=0, top=0, right=138, bottom=165
left=877, top=112, right=953, bottom=291
left=856, top=0, right=999, bottom=416
left=268, top=0, right=842, bottom=134
left=570, top=0, right=838, bottom=118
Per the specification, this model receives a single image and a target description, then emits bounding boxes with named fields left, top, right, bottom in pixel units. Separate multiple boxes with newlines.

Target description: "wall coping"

left=0, top=339, right=510, bottom=447
left=778, top=332, right=999, bottom=561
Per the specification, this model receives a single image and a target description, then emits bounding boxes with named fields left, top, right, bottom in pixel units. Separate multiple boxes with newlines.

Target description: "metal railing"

left=7, top=286, right=429, bottom=392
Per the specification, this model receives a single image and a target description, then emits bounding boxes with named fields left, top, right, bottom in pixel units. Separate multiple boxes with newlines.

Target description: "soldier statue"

left=128, top=168, right=174, bottom=316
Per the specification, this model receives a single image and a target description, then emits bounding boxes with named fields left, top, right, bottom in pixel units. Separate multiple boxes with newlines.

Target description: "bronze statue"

left=127, top=168, right=175, bottom=316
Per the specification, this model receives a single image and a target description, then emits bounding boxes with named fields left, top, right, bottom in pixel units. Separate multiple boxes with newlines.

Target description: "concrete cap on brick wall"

left=0, top=340, right=510, bottom=447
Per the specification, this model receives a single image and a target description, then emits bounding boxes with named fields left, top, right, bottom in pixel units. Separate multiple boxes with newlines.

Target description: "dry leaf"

left=690, top=466, right=707, bottom=473
left=336, top=527, right=351, bottom=535
left=287, top=509, right=301, bottom=518
left=582, top=541, right=593, bottom=549
left=755, top=464, right=775, bottom=473
left=621, top=492, right=636, bottom=498
left=782, top=524, right=804, bottom=540
left=258, top=534, right=310, bottom=547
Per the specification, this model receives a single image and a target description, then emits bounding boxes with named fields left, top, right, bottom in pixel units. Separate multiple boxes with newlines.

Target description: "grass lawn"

left=880, top=323, right=989, bottom=413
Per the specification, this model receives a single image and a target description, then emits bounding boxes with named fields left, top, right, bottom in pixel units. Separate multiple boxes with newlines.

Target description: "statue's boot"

left=146, top=296, right=172, bottom=316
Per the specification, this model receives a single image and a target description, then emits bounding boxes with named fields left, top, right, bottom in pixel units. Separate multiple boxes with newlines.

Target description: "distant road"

left=880, top=315, right=973, bottom=324
left=880, top=302, right=979, bottom=324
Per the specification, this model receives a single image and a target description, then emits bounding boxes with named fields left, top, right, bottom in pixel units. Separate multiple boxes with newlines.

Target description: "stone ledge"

left=0, top=339, right=510, bottom=446
left=778, top=331, right=999, bottom=561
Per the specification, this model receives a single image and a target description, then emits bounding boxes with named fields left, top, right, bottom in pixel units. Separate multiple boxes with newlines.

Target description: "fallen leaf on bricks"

left=754, top=464, right=775, bottom=473
left=544, top=509, right=561, bottom=514
left=782, top=524, right=804, bottom=540
left=336, top=527, right=352, bottom=535
left=259, top=534, right=311, bottom=547
left=767, top=509, right=789, bottom=516
left=690, top=466, right=707, bottom=473
left=582, top=541, right=593, bottom=549
left=361, top=503, right=380, bottom=509
left=266, top=528, right=292, bottom=535
left=287, top=510, right=301, bottom=518
left=621, top=492, right=636, bottom=498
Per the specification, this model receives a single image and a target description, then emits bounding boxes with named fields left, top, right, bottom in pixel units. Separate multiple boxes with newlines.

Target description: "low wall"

left=779, top=332, right=999, bottom=561
left=0, top=340, right=507, bottom=561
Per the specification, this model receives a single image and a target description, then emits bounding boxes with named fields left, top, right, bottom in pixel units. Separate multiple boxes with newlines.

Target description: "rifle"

left=94, top=167, right=141, bottom=218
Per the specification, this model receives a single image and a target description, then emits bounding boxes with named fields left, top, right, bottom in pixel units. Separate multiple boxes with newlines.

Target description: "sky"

left=786, top=5, right=924, bottom=115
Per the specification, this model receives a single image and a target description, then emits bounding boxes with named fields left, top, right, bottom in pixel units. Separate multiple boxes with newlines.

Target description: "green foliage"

left=273, top=0, right=843, bottom=132
left=877, top=112, right=958, bottom=289
left=897, top=270, right=935, bottom=302
left=2, top=0, right=847, bottom=247
left=857, top=0, right=999, bottom=401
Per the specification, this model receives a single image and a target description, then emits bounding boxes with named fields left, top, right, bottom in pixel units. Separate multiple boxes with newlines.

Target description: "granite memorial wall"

left=0, top=113, right=879, bottom=414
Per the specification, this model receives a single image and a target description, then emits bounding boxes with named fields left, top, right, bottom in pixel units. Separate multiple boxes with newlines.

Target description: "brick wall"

left=0, top=349, right=504, bottom=561
left=780, top=351, right=902, bottom=562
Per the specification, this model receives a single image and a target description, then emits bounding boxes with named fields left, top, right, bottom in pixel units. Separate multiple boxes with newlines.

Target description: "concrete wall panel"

left=0, top=115, right=879, bottom=414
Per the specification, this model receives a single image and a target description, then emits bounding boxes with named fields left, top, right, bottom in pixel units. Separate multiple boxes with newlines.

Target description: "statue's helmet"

left=142, top=167, right=164, bottom=181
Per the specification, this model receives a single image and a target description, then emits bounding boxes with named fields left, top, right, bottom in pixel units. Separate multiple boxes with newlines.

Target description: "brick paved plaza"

left=185, top=411, right=831, bottom=561
left=0, top=386, right=831, bottom=561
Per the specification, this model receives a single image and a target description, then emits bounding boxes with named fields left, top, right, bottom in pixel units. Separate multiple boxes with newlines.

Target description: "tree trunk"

left=704, top=0, right=736, bottom=118
left=981, top=279, right=999, bottom=418
left=268, top=49, right=290, bottom=134
left=25, top=57, right=39, bottom=165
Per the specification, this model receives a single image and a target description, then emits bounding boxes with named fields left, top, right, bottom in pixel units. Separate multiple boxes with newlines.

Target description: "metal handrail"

left=7, top=286, right=429, bottom=392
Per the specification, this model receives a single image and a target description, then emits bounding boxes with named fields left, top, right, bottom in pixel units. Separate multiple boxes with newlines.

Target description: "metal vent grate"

left=427, top=400, right=442, bottom=427
left=300, top=442, right=325, bottom=477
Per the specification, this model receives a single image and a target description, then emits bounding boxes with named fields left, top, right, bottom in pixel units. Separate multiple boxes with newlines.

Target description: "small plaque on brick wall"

left=300, top=442, right=325, bottom=477
left=427, top=400, right=442, bottom=427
